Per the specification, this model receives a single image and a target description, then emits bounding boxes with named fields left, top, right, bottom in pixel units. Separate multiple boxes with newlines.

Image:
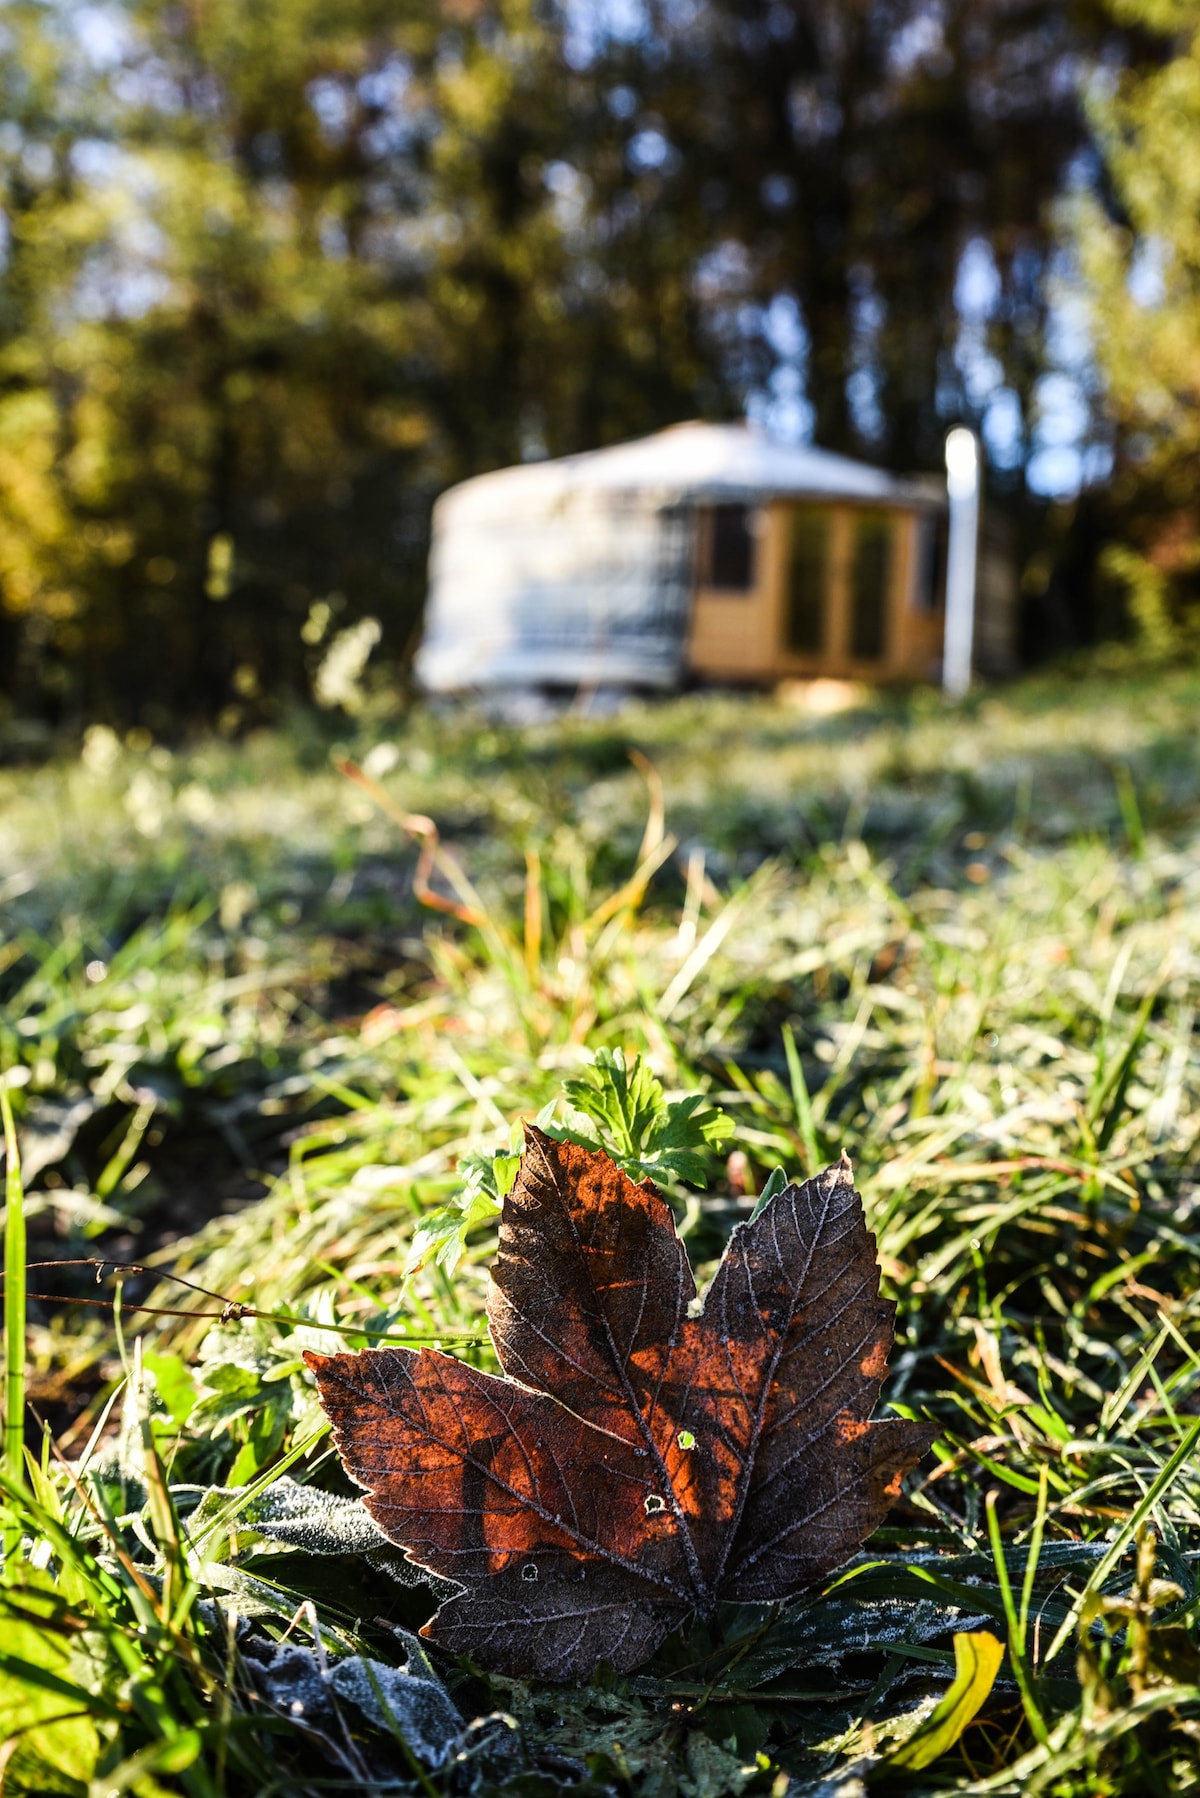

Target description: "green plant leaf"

left=0, top=1579, right=110, bottom=1794
left=749, top=1167, right=789, bottom=1222
left=405, top=1150, right=508, bottom=1275
left=553, top=1048, right=730, bottom=1185
left=143, top=1352, right=198, bottom=1428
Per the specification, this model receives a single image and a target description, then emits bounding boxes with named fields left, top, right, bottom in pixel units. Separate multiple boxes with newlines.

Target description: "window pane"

left=785, top=507, right=829, bottom=653
left=913, top=513, right=947, bottom=612
left=849, top=512, right=893, bottom=660
left=705, top=504, right=755, bottom=591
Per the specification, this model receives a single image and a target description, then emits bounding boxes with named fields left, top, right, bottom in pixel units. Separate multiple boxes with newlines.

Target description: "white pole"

left=942, top=426, right=981, bottom=699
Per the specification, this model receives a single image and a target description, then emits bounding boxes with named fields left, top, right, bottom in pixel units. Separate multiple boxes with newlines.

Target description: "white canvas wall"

left=417, top=488, right=694, bottom=691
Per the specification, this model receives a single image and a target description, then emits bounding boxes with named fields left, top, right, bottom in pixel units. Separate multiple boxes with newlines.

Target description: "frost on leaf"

left=306, top=1129, right=935, bottom=1681
left=241, top=1630, right=462, bottom=1767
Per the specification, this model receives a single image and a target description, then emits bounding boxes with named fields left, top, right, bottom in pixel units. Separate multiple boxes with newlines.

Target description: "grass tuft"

left=2, top=670, right=1200, bottom=1791
left=2, top=1076, right=25, bottom=1526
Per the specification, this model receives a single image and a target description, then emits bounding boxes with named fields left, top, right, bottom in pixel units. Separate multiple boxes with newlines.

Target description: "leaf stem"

left=5, top=1258, right=485, bottom=1344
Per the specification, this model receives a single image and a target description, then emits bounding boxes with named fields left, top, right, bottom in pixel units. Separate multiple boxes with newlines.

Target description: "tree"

left=1074, top=0, right=1200, bottom=645
left=593, top=0, right=1149, bottom=474
left=0, top=1, right=565, bottom=722
left=0, top=0, right=751, bottom=724
left=0, top=0, right=1165, bottom=723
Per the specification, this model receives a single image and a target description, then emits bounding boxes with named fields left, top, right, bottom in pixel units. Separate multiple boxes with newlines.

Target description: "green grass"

left=3, top=668, right=1200, bottom=1793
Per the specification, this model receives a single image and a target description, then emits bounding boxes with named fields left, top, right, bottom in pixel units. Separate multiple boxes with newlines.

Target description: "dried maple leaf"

left=306, top=1128, right=935, bottom=1681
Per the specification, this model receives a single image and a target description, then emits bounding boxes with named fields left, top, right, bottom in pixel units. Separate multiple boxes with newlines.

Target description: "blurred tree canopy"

left=1074, top=0, right=1200, bottom=652
left=0, top=0, right=1163, bottom=726
left=609, top=0, right=1144, bottom=472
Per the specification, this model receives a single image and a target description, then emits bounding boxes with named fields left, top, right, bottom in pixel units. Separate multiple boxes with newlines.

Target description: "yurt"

left=415, top=421, right=1016, bottom=693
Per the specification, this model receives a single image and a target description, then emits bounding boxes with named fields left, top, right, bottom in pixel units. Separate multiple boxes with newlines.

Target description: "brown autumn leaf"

left=305, top=1127, right=935, bottom=1681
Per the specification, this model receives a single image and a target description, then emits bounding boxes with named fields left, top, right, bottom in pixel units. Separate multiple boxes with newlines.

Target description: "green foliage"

left=0, top=1568, right=110, bottom=1795
left=2, top=1080, right=25, bottom=1517
left=0, top=1, right=1162, bottom=722
left=4, top=679, right=1200, bottom=1789
left=0, top=0, right=727, bottom=724
left=407, top=1049, right=732, bottom=1274
left=1075, top=0, right=1200, bottom=645
left=616, top=0, right=1131, bottom=471
left=405, top=1131, right=526, bottom=1277
left=552, top=1046, right=732, bottom=1186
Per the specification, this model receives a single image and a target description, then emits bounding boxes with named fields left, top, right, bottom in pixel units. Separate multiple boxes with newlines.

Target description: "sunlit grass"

left=2, top=669, right=1200, bottom=1792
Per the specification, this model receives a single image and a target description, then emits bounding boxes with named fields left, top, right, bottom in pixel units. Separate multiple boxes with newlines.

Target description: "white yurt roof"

left=434, top=420, right=909, bottom=528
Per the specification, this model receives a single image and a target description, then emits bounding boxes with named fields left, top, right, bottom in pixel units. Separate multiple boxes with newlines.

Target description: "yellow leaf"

left=886, top=1630, right=1006, bottom=1772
